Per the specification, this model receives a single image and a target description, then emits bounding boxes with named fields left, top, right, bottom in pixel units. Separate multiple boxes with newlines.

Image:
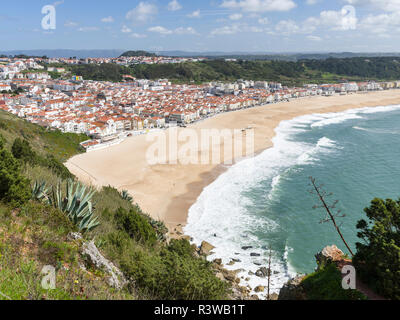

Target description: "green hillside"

left=120, top=50, right=157, bottom=58
left=62, top=56, right=400, bottom=85
left=0, top=111, right=229, bottom=300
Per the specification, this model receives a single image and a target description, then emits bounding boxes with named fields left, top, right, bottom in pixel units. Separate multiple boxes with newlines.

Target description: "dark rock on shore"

left=255, top=267, right=269, bottom=278
left=278, top=275, right=306, bottom=300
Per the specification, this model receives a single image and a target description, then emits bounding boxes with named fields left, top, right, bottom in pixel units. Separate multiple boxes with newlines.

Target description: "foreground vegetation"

left=353, top=198, right=400, bottom=299
left=0, top=111, right=229, bottom=300
left=301, top=264, right=366, bottom=300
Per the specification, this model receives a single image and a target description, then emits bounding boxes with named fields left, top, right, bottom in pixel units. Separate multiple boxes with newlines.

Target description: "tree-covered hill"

left=64, top=56, right=400, bottom=85
left=302, top=57, right=400, bottom=80
left=120, top=50, right=157, bottom=57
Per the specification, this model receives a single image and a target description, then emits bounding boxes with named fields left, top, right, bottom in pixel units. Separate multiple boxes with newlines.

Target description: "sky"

left=1, top=0, right=400, bottom=52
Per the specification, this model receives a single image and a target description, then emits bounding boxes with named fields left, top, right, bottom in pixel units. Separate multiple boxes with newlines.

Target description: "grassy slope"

left=0, top=110, right=88, bottom=162
left=0, top=112, right=229, bottom=300
left=0, top=202, right=134, bottom=300
left=301, top=264, right=367, bottom=300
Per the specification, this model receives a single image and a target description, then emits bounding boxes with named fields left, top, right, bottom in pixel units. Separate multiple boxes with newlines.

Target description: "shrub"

left=39, top=155, right=73, bottom=180
left=0, top=133, right=5, bottom=148
left=120, top=190, right=133, bottom=202
left=114, top=207, right=157, bottom=245
left=0, top=147, right=31, bottom=206
left=94, top=186, right=135, bottom=215
left=11, top=138, right=72, bottom=179
left=353, top=198, right=400, bottom=299
left=11, top=138, right=37, bottom=165
left=301, top=263, right=366, bottom=300
left=19, top=201, right=74, bottom=235
left=120, top=239, right=228, bottom=300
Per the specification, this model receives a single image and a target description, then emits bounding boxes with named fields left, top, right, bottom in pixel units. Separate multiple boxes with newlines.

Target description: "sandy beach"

left=66, top=90, right=400, bottom=233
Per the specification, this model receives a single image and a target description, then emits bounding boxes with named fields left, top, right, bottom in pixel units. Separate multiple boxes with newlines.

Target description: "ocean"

left=184, top=104, right=400, bottom=296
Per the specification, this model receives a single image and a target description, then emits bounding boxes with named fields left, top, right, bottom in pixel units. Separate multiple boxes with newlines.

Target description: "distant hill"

left=2, top=49, right=400, bottom=61
left=120, top=50, right=157, bottom=57
left=156, top=51, right=400, bottom=62
left=0, top=49, right=125, bottom=59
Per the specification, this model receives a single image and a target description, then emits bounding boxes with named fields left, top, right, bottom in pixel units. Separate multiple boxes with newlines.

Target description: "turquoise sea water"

left=184, top=104, right=400, bottom=295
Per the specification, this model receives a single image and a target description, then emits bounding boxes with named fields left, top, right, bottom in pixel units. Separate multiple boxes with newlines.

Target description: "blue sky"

left=1, top=0, right=400, bottom=52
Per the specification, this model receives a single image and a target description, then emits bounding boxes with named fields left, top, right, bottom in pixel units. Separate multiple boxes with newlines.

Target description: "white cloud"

left=248, top=26, right=263, bottom=32
left=126, top=2, right=158, bottom=24
left=306, top=0, right=319, bottom=5
left=258, top=17, right=269, bottom=25
left=101, top=16, right=114, bottom=23
left=168, top=0, right=182, bottom=11
left=174, top=27, right=198, bottom=35
left=53, top=0, right=64, bottom=7
left=148, top=26, right=173, bottom=35
left=340, top=1, right=400, bottom=36
left=319, top=7, right=357, bottom=31
left=78, top=27, right=100, bottom=32
left=187, top=10, right=201, bottom=18
left=130, top=33, right=147, bottom=38
left=358, top=11, right=400, bottom=35
left=307, top=35, right=322, bottom=41
left=121, top=25, right=132, bottom=33
left=220, top=0, right=296, bottom=12
left=211, top=24, right=242, bottom=35
left=275, top=20, right=300, bottom=35
left=344, top=0, right=400, bottom=12
left=148, top=26, right=198, bottom=35
left=302, top=17, right=319, bottom=33
left=229, top=13, right=243, bottom=20
left=280, top=8, right=358, bottom=35
left=210, top=23, right=265, bottom=36
left=64, top=20, right=79, bottom=27
left=272, top=16, right=319, bottom=35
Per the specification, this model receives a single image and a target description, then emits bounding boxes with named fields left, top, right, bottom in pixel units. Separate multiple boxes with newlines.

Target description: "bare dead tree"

left=267, top=247, right=272, bottom=300
left=309, top=177, right=354, bottom=257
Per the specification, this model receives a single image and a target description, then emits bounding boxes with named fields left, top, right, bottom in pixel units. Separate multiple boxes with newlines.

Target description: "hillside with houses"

left=1, top=56, right=400, bottom=152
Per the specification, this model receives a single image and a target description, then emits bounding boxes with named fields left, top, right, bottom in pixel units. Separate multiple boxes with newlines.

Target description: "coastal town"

left=1, top=56, right=400, bottom=152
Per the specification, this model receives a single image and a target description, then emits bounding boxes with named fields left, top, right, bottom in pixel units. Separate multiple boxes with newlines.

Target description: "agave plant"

left=150, top=219, right=168, bottom=242
left=32, top=180, right=49, bottom=202
left=49, top=179, right=100, bottom=233
left=120, top=190, right=133, bottom=202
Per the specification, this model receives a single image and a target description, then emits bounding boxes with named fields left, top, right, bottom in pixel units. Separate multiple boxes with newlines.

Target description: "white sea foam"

left=184, top=104, right=400, bottom=298
left=317, top=137, right=336, bottom=148
left=359, top=105, right=400, bottom=114
left=267, top=175, right=282, bottom=201
left=353, top=126, right=400, bottom=135
left=311, top=112, right=363, bottom=128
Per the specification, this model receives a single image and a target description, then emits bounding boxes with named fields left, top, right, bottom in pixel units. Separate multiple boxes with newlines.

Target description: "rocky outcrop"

left=255, top=285, right=265, bottom=293
left=82, top=241, right=127, bottom=290
left=278, top=245, right=347, bottom=300
left=211, top=259, right=257, bottom=300
left=315, top=245, right=345, bottom=269
left=278, top=275, right=307, bottom=300
left=255, top=267, right=269, bottom=278
left=67, top=232, right=83, bottom=241
left=200, top=241, right=215, bottom=256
